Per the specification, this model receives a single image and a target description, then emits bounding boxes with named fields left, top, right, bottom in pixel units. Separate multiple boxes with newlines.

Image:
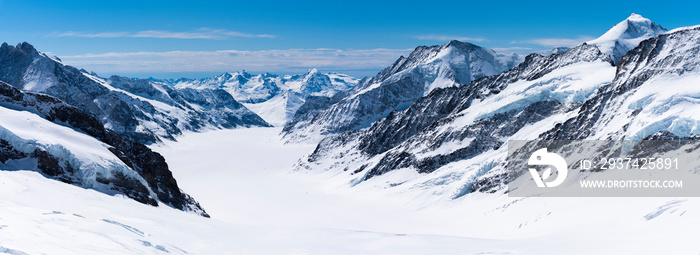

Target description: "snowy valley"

left=0, top=13, right=699, bottom=254
left=0, top=128, right=697, bottom=254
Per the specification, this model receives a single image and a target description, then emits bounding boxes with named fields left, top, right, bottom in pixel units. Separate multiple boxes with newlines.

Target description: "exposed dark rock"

left=0, top=81, right=208, bottom=217
left=0, top=139, right=26, bottom=163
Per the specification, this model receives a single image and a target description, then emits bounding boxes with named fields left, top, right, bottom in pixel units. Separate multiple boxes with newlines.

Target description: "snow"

left=83, top=72, right=200, bottom=138
left=587, top=13, right=666, bottom=63
left=596, top=72, right=700, bottom=140
left=0, top=106, right=148, bottom=189
left=21, top=58, right=59, bottom=92
left=2, top=16, right=700, bottom=253
left=0, top=127, right=698, bottom=253
left=243, top=96, right=289, bottom=127
left=327, top=72, right=359, bottom=90
left=169, top=70, right=358, bottom=125
left=283, top=40, right=527, bottom=143
left=452, top=59, right=615, bottom=127
left=157, top=128, right=699, bottom=247
left=666, top=24, right=700, bottom=34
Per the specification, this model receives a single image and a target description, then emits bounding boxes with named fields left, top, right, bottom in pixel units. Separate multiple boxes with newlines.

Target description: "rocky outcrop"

left=0, top=81, right=208, bottom=217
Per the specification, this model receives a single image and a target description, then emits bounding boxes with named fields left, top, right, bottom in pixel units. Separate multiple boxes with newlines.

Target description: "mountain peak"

left=443, top=40, right=477, bottom=50
left=445, top=39, right=463, bottom=45
left=595, top=13, right=665, bottom=42
left=0, top=41, right=40, bottom=56
left=17, top=42, right=37, bottom=52
left=588, top=14, right=666, bottom=64
left=237, top=70, right=253, bottom=78
left=627, top=13, right=645, bottom=20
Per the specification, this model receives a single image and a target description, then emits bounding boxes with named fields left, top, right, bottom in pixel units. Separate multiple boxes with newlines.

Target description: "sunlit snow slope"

left=0, top=128, right=697, bottom=254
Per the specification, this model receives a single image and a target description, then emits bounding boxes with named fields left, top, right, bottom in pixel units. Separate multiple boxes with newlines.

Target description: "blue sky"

left=2, top=0, right=698, bottom=79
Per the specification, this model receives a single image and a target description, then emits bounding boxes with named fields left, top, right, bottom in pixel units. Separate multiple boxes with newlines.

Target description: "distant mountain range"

left=0, top=42, right=271, bottom=144
left=160, top=69, right=358, bottom=126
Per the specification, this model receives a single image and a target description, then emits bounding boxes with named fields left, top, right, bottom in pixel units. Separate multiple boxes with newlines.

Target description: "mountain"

left=295, top=18, right=700, bottom=199
left=588, top=13, right=666, bottom=64
left=0, top=81, right=208, bottom=216
left=0, top=42, right=270, bottom=144
left=167, top=71, right=281, bottom=103
left=544, top=25, right=700, bottom=141
left=488, top=24, right=700, bottom=193
left=282, top=40, right=524, bottom=142
left=298, top=44, right=615, bottom=195
left=165, top=69, right=358, bottom=126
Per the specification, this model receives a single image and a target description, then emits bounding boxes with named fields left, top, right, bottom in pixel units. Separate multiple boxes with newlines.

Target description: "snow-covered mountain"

left=0, top=81, right=207, bottom=216
left=165, top=69, right=358, bottom=126
left=588, top=13, right=666, bottom=64
left=544, top=25, right=700, bottom=141
left=167, top=71, right=280, bottom=103
left=0, top=42, right=270, bottom=144
left=3, top=14, right=700, bottom=254
left=282, top=40, right=524, bottom=142
left=296, top=15, right=700, bottom=199
left=299, top=43, right=615, bottom=194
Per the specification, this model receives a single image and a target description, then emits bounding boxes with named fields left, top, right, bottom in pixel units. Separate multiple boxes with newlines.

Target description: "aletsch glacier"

left=0, top=12, right=699, bottom=254
left=0, top=43, right=357, bottom=214
left=0, top=12, right=689, bottom=213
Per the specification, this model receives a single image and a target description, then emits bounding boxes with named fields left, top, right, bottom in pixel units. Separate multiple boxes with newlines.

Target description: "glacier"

left=1, top=13, right=699, bottom=254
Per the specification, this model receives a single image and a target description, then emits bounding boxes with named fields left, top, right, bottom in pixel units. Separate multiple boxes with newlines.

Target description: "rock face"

left=166, top=69, right=358, bottom=126
left=282, top=40, right=523, bottom=142
left=588, top=13, right=666, bottom=64
left=0, top=42, right=270, bottom=144
left=0, top=81, right=208, bottom=217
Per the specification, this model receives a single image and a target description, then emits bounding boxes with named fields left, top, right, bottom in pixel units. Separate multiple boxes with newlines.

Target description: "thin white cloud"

left=491, top=46, right=533, bottom=52
left=50, top=28, right=276, bottom=39
left=59, top=48, right=413, bottom=75
left=415, top=35, right=486, bottom=42
left=523, top=36, right=595, bottom=47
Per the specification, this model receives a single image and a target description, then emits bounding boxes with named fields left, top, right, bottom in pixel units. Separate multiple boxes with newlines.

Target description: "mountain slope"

left=298, top=22, right=700, bottom=200
left=545, top=25, right=700, bottom=141
left=242, top=90, right=305, bottom=126
left=298, top=44, right=614, bottom=195
left=588, top=13, right=666, bottom=64
left=282, top=40, right=523, bottom=142
left=0, top=81, right=207, bottom=216
left=0, top=42, right=269, bottom=144
left=478, top=25, right=700, bottom=193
